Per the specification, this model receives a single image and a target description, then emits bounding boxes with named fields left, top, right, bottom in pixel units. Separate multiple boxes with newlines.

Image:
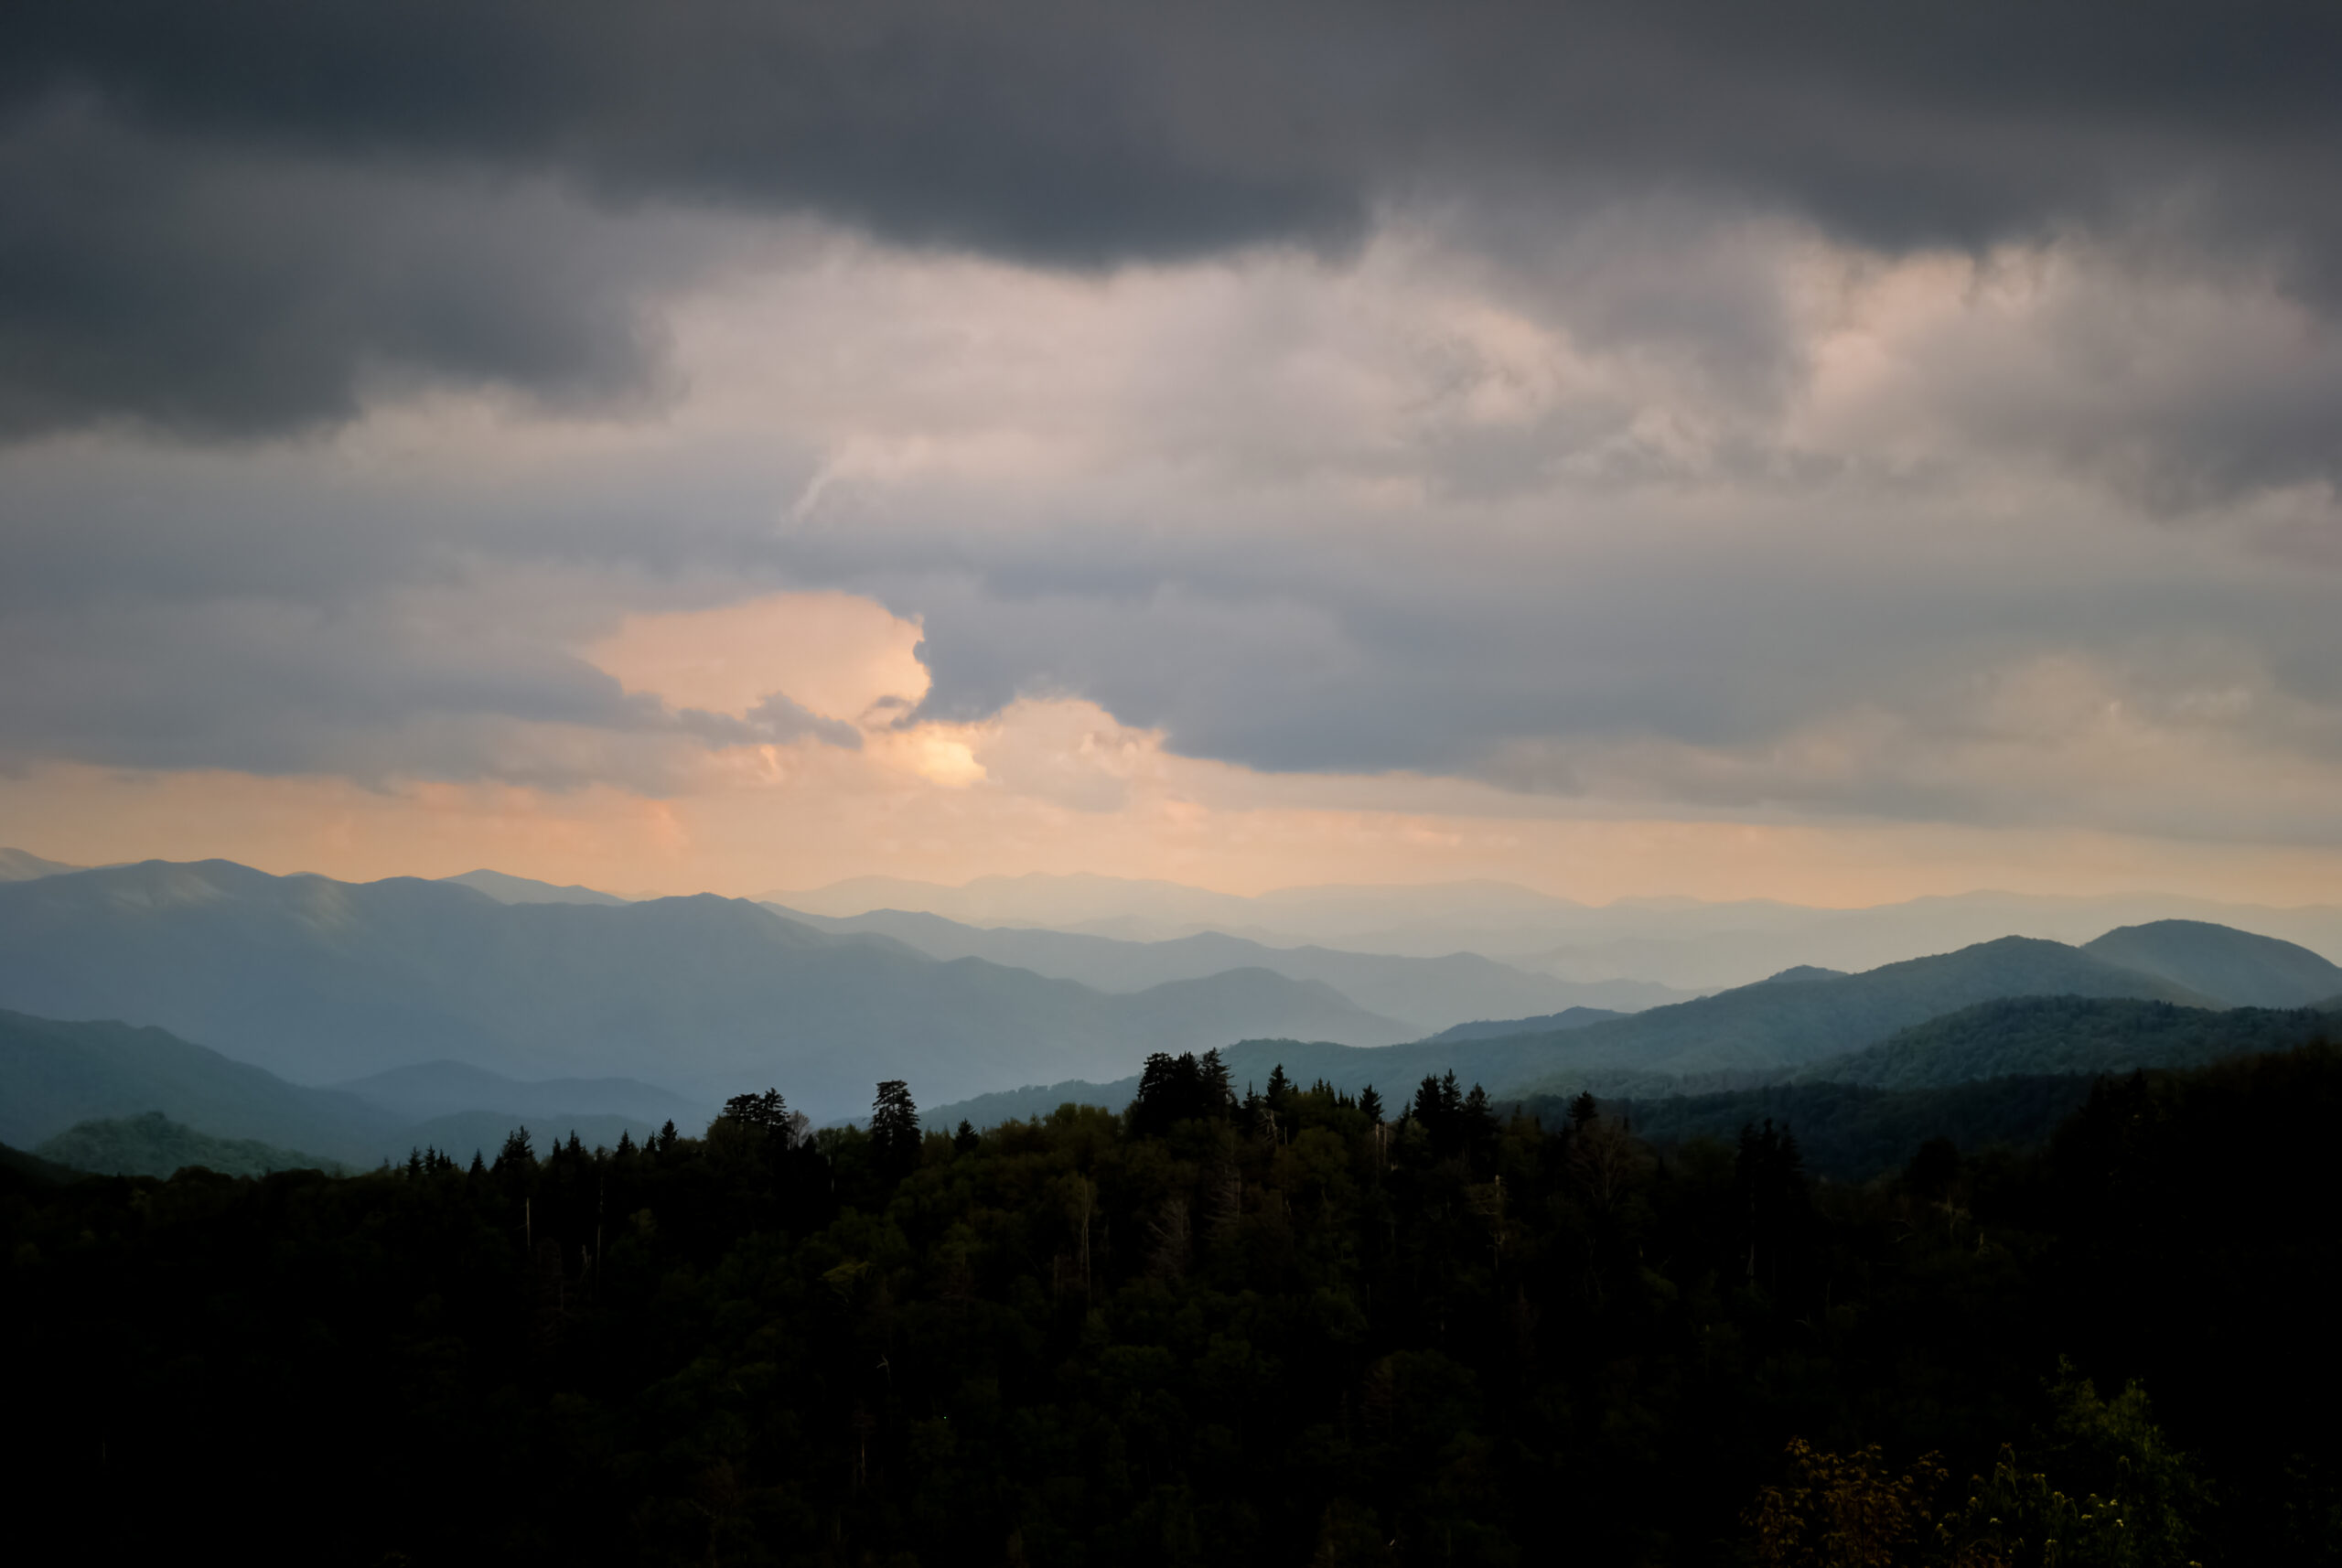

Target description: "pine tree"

left=1199, top=1047, right=1233, bottom=1112
left=871, top=1079, right=920, bottom=1178
left=1359, top=1084, right=1384, bottom=1123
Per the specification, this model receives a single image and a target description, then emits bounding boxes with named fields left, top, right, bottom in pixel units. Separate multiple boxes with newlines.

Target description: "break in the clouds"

left=1, top=1, right=2338, bottom=888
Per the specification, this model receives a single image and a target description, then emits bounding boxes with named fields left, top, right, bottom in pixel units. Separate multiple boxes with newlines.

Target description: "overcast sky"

left=3, top=0, right=2339, bottom=904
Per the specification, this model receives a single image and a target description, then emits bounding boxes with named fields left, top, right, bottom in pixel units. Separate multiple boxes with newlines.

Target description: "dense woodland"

left=7, top=1047, right=2341, bottom=1566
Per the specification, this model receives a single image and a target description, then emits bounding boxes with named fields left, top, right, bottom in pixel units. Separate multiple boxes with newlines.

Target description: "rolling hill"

left=2079, top=919, right=2342, bottom=1009
left=0, top=1008, right=670, bottom=1165
left=1795, top=995, right=2336, bottom=1091
left=0, top=861, right=1413, bottom=1116
left=1494, top=936, right=2215, bottom=1096
left=37, top=1112, right=344, bottom=1178
left=926, top=938, right=2251, bottom=1128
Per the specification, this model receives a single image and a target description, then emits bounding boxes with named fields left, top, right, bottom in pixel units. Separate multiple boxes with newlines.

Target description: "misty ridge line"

left=4, top=851, right=2336, bottom=1171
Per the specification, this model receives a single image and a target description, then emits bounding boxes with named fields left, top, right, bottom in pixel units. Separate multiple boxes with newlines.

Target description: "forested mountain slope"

left=12, top=1044, right=2339, bottom=1563
left=1497, top=936, right=2214, bottom=1093
left=0, top=1009, right=663, bottom=1165
left=0, top=861, right=1410, bottom=1114
left=37, top=1112, right=343, bottom=1178
left=2080, top=918, right=2342, bottom=1008
left=1798, top=994, right=2336, bottom=1090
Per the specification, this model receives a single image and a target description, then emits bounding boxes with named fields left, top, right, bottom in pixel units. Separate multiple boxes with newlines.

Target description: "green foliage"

left=1548, top=1075, right=2099, bottom=1182
left=1803, top=997, right=2331, bottom=1091
left=2, top=1051, right=2335, bottom=1565
left=34, top=1110, right=342, bottom=1177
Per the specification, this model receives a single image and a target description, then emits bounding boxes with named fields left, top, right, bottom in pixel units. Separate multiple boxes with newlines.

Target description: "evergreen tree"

left=954, top=1119, right=980, bottom=1155
left=871, top=1079, right=920, bottom=1178
left=1199, top=1047, right=1233, bottom=1112
left=1359, top=1084, right=1384, bottom=1123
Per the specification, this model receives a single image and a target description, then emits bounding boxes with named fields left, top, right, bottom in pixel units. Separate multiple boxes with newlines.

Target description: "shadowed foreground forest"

left=7, top=1048, right=2341, bottom=1566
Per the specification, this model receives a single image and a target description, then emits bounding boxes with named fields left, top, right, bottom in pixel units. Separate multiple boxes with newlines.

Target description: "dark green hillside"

left=0, top=860, right=1409, bottom=1116
left=1499, top=935, right=2212, bottom=1093
left=1799, top=994, right=2333, bottom=1090
left=2082, top=918, right=2342, bottom=1007
left=7, top=1047, right=2339, bottom=1564
left=37, top=1111, right=343, bottom=1178
left=0, top=1138, right=80, bottom=1190
left=1530, top=1076, right=2099, bottom=1182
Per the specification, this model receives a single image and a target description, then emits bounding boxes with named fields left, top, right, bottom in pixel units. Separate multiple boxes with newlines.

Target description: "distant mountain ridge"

left=442, top=868, right=631, bottom=907
left=0, top=1009, right=664, bottom=1165
left=1495, top=936, right=2216, bottom=1096
left=0, top=847, right=81, bottom=882
left=1425, top=1008, right=1624, bottom=1043
left=757, top=870, right=2342, bottom=984
left=0, top=860, right=1413, bottom=1116
left=771, top=905, right=1687, bottom=1033
left=2079, top=919, right=2342, bottom=1008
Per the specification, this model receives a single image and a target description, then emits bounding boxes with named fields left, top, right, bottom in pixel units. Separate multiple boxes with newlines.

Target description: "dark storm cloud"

left=0, top=102, right=706, bottom=439
left=5, top=0, right=2341, bottom=437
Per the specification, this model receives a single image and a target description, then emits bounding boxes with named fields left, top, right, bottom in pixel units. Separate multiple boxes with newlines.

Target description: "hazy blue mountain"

left=442, top=868, right=632, bottom=906
left=771, top=905, right=1687, bottom=1032
left=2079, top=919, right=2342, bottom=1009
left=1495, top=937, right=2217, bottom=1097
left=1425, top=1008, right=1624, bottom=1043
left=0, top=1008, right=672, bottom=1165
left=927, top=939, right=2229, bottom=1126
left=1795, top=995, right=2336, bottom=1091
left=336, top=1059, right=708, bottom=1125
left=38, top=1112, right=344, bottom=1178
left=760, top=872, right=2342, bottom=986
left=0, top=847, right=80, bottom=881
left=923, top=1034, right=1694, bottom=1131
left=1758, top=966, right=1848, bottom=984
left=0, top=1007, right=396, bottom=1155
left=0, top=861, right=1411, bottom=1117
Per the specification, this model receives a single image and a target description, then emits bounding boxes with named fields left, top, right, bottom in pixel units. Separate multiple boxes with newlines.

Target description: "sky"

left=3, top=0, right=2340, bottom=907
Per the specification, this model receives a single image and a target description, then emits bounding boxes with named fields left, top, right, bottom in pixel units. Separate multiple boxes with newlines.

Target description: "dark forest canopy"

left=7, top=1048, right=2341, bottom=1565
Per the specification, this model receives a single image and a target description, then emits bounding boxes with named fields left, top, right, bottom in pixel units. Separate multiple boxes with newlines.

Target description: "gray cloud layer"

left=5, top=0, right=2341, bottom=436
left=4, top=1, right=2341, bottom=844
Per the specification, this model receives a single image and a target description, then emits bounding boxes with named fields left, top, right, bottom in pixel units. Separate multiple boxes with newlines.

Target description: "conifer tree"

left=871, top=1079, right=920, bottom=1178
